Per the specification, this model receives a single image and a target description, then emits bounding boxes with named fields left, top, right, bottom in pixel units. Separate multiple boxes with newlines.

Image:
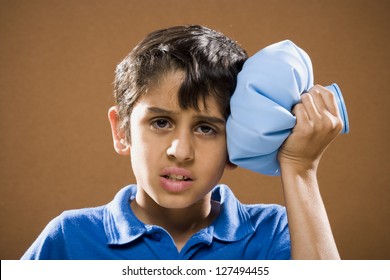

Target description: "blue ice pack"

left=226, top=40, right=349, bottom=176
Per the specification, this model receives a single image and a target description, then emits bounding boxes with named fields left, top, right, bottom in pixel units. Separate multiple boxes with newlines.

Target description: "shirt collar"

left=103, top=185, right=145, bottom=245
left=103, top=184, right=255, bottom=245
left=211, top=184, right=255, bottom=241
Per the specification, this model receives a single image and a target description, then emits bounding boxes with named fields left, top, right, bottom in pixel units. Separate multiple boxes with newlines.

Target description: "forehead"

left=136, top=71, right=224, bottom=118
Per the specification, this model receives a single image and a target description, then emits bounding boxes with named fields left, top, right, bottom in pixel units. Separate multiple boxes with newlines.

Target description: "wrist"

left=279, top=159, right=320, bottom=194
left=279, top=157, right=319, bottom=176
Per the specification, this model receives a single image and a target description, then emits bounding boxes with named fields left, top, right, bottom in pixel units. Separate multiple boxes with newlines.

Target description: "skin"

left=278, top=85, right=342, bottom=259
left=109, top=71, right=342, bottom=259
left=108, top=71, right=235, bottom=251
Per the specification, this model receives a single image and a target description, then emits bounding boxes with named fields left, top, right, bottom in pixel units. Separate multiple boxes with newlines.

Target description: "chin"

left=157, top=199, right=194, bottom=210
left=154, top=194, right=201, bottom=210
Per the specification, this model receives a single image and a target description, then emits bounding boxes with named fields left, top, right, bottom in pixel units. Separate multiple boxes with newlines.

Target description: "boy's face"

left=128, top=71, right=231, bottom=209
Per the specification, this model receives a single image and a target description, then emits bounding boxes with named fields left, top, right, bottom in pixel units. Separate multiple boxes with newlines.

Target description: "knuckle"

left=312, top=84, right=323, bottom=93
left=301, top=92, right=311, bottom=103
left=323, top=89, right=334, bottom=99
left=324, top=114, right=343, bottom=132
left=292, top=103, right=303, bottom=114
left=334, top=117, right=344, bottom=132
left=309, top=89, right=322, bottom=100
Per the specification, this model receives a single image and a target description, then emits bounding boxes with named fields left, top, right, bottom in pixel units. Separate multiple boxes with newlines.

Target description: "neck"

left=131, top=188, right=219, bottom=251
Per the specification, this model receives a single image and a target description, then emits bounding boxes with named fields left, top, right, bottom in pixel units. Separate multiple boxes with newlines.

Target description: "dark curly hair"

left=113, top=25, right=248, bottom=141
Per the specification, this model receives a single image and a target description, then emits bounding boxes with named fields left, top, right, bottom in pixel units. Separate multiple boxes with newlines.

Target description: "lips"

left=162, top=174, right=191, bottom=181
left=159, top=167, right=194, bottom=192
left=160, top=167, right=194, bottom=181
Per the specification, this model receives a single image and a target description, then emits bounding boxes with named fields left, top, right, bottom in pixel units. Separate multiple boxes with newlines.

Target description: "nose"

left=166, top=131, right=194, bottom=162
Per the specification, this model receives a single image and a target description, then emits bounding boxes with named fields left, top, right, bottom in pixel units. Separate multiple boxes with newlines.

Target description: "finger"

left=292, top=102, right=310, bottom=127
left=301, top=92, right=320, bottom=121
left=306, top=86, right=344, bottom=134
left=318, top=86, right=341, bottom=118
left=308, top=86, right=329, bottom=115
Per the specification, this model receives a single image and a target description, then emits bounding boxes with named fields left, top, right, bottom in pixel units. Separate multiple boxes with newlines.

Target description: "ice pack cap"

left=325, top=83, right=350, bottom=134
left=226, top=40, right=349, bottom=176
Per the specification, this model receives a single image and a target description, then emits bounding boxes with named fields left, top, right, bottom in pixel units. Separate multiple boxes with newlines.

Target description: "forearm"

left=280, top=164, right=340, bottom=260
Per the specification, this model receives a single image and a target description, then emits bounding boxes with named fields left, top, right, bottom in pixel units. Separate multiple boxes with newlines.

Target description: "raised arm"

left=278, top=85, right=342, bottom=260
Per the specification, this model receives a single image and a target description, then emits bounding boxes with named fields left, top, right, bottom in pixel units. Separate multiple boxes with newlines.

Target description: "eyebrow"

left=147, top=106, right=226, bottom=125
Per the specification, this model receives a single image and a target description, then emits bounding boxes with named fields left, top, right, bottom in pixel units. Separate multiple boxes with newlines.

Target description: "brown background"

left=1, top=0, right=389, bottom=260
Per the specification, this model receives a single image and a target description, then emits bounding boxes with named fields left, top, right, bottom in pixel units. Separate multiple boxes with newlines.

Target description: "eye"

left=195, top=125, right=216, bottom=136
left=151, top=119, right=172, bottom=130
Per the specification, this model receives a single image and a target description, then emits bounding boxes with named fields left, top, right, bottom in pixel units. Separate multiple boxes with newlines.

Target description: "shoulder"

left=58, top=205, right=106, bottom=227
left=21, top=186, right=136, bottom=259
left=42, top=205, right=106, bottom=243
left=245, top=203, right=287, bottom=227
left=53, top=185, right=137, bottom=231
left=213, top=184, right=289, bottom=237
left=241, top=202, right=290, bottom=259
left=212, top=185, right=290, bottom=259
left=21, top=205, right=106, bottom=259
left=214, top=184, right=287, bottom=227
left=39, top=205, right=106, bottom=235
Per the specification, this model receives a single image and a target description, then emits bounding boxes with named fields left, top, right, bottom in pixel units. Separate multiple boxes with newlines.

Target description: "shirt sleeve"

left=21, top=215, right=69, bottom=260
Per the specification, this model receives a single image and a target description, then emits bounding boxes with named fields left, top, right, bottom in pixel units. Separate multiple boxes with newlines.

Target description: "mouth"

left=161, top=174, right=192, bottom=181
left=160, top=167, right=194, bottom=181
left=159, top=167, right=194, bottom=192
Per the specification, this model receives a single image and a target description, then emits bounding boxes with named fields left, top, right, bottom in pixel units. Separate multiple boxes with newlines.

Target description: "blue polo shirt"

left=21, top=185, right=291, bottom=260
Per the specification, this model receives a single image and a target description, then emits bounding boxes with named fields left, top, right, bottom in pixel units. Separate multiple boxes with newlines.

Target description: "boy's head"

left=113, top=25, right=248, bottom=142
left=109, top=25, right=247, bottom=210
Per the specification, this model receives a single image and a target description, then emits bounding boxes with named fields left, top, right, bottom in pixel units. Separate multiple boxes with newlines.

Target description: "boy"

left=22, top=25, right=342, bottom=259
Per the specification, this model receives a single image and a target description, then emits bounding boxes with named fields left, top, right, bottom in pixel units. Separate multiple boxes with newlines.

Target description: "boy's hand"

left=278, top=85, right=343, bottom=259
left=278, top=85, right=344, bottom=173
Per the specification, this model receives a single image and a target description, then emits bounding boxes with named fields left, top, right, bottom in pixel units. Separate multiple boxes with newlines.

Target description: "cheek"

left=130, top=129, right=166, bottom=171
left=129, top=127, right=152, bottom=171
left=130, top=143, right=157, bottom=187
left=198, top=140, right=228, bottom=172
left=131, top=135, right=154, bottom=162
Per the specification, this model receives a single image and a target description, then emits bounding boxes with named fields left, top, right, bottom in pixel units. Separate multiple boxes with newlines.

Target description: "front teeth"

left=165, top=174, right=189, bottom=181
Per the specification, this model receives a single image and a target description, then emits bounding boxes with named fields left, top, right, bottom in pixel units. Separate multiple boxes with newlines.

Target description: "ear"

left=108, top=106, right=130, bottom=156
